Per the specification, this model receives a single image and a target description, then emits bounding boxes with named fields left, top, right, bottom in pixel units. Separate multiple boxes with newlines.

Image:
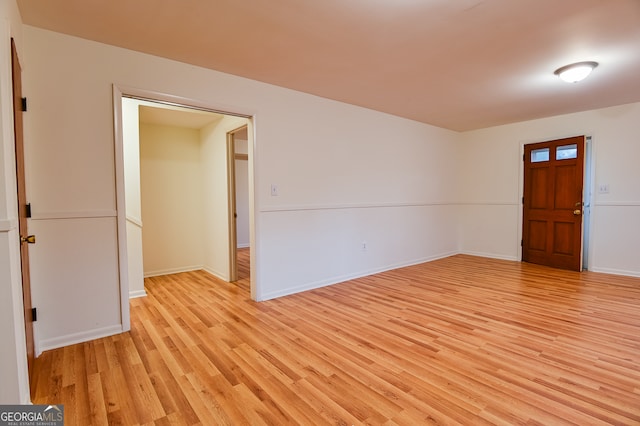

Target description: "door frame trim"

left=112, top=85, right=260, bottom=331
left=517, top=135, right=592, bottom=270
left=583, top=136, right=595, bottom=270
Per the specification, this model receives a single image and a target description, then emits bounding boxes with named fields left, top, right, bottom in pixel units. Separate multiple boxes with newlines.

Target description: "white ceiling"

left=17, top=0, right=640, bottom=131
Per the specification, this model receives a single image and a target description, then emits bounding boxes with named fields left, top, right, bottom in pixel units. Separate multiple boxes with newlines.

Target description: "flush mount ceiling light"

left=554, top=61, right=599, bottom=83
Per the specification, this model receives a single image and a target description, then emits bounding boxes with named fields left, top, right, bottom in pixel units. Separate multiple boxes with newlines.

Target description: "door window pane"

left=531, top=148, right=549, bottom=162
left=556, top=144, right=577, bottom=160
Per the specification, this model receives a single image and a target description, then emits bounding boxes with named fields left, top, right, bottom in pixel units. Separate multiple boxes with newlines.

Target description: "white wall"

left=140, top=122, right=204, bottom=276
left=29, top=218, right=122, bottom=348
left=0, top=0, right=32, bottom=404
left=6, top=16, right=640, bottom=404
left=19, top=25, right=459, bottom=356
left=459, top=102, right=640, bottom=276
left=201, top=115, right=249, bottom=280
left=22, top=26, right=124, bottom=353
left=235, top=138, right=250, bottom=248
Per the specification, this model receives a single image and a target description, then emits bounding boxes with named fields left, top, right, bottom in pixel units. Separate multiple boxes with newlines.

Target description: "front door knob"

left=573, top=209, right=582, bottom=216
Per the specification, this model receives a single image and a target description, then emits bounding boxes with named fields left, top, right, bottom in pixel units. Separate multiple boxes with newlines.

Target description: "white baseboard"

left=237, top=243, right=250, bottom=249
left=144, top=265, right=230, bottom=282
left=460, top=252, right=640, bottom=278
left=459, top=250, right=519, bottom=262
left=202, top=266, right=229, bottom=282
left=258, top=251, right=458, bottom=301
left=588, top=266, right=640, bottom=278
left=37, top=324, right=123, bottom=356
left=144, top=265, right=203, bottom=278
left=129, top=289, right=147, bottom=299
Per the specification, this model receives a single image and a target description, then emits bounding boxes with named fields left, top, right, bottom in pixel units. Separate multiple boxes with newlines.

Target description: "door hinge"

left=25, top=203, right=31, bottom=218
left=21, top=97, right=27, bottom=112
left=522, top=196, right=524, bottom=204
left=31, top=307, right=37, bottom=322
left=521, top=239, right=523, bottom=247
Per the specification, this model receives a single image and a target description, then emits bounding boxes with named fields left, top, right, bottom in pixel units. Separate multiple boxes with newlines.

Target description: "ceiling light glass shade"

left=554, top=61, right=598, bottom=83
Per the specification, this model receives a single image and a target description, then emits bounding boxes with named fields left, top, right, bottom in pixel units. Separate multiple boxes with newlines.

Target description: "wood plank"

left=31, top=253, right=640, bottom=425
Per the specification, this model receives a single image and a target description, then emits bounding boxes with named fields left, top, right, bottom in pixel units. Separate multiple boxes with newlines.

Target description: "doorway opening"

left=113, top=86, right=257, bottom=331
left=227, top=126, right=250, bottom=283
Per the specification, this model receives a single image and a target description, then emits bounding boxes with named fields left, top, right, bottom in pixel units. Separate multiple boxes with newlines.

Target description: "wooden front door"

left=11, top=39, right=35, bottom=390
left=522, top=136, right=585, bottom=271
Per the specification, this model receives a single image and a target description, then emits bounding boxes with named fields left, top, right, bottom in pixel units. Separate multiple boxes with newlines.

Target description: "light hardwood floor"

left=32, top=251, right=640, bottom=425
